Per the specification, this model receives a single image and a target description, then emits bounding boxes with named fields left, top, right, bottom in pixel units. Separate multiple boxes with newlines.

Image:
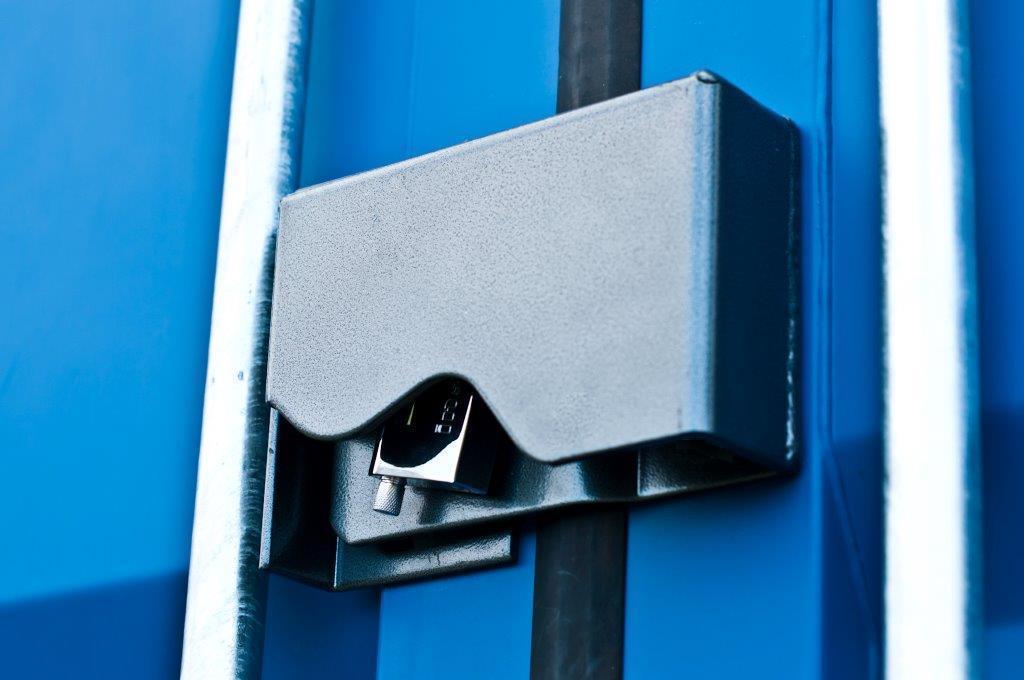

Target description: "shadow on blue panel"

left=0, top=0, right=238, bottom=604
left=0, top=571, right=188, bottom=678
left=822, top=439, right=882, bottom=680
left=970, top=3, right=1024, bottom=677
left=262, top=575, right=380, bottom=679
left=982, top=411, right=1024, bottom=625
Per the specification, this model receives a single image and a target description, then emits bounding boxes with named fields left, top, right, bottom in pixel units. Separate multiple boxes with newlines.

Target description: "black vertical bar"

left=531, top=508, right=630, bottom=680
left=531, top=2, right=641, bottom=679
left=556, top=0, right=642, bottom=110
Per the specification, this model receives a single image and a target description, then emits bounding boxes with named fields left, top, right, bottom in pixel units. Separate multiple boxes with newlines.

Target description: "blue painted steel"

left=299, top=0, right=561, bottom=186
left=0, top=0, right=235, bottom=605
left=0, top=0, right=896, bottom=677
left=338, top=0, right=883, bottom=679
left=0, top=1, right=237, bottom=676
left=630, top=0, right=881, bottom=677
left=969, top=1, right=1024, bottom=677
left=9, top=0, right=1021, bottom=676
left=377, top=535, right=537, bottom=679
left=263, top=577, right=379, bottom=679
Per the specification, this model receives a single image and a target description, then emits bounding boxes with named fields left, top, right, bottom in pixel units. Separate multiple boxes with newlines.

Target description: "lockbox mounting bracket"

left=259, top=73, right=801, bottom=591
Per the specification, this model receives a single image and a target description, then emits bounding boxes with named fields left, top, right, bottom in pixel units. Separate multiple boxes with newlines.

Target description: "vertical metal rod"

left=532, top=509, right=630, bottom=680
left=878, top=1, right=981, bottom=678
left=531, top=2, right=641, bottom=679
left=180, top=1, right=312, bottom=677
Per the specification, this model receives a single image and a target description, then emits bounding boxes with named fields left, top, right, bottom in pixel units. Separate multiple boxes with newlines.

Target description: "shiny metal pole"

left=180, top=1, right=311, bottom=677
left=879, top=1, right=981, bottom=678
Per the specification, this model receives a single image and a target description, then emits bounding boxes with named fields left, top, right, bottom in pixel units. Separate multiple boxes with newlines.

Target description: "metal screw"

left=372, top=476, right=406, bottom=515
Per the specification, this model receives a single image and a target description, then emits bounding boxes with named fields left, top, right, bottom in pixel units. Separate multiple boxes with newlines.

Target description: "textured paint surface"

left=271, top=78, right=796, bottom=466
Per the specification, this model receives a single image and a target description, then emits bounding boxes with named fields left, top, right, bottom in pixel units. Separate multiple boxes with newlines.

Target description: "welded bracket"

left=260, top=73, right=800, bottom=590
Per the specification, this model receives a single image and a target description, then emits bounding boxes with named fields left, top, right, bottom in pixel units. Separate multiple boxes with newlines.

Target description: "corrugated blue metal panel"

left=969, top=1, right=1024, bottom=677
left=327, top=0, right=880, bottom=677
left=0, top=0, right=890, bottom=675
left=0, top=0, right=237, bottom=676
left=629, top=0, right=827, bottom=674
left=627, top=1, right=880, bottom=678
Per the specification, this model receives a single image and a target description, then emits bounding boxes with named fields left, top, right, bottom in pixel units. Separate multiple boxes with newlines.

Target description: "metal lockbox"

left=261, top=73, right=800, bottom=589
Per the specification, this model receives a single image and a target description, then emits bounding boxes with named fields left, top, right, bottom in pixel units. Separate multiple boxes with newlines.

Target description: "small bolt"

left=373, top=476, right=406, bottom=515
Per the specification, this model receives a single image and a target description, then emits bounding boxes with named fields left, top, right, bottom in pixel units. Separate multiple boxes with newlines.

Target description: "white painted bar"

left=878, top=1, right=980, bottom=677
left=180, top=1, right=311, bottom=677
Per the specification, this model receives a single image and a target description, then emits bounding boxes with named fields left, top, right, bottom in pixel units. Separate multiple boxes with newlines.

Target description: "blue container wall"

left=629, top=2, right=881, bottom=678
left=290, top=1, right=882, bottom=679
left=0, top=0, right=892, bottom=677
left=0, top=1, right=238, bottom=676
left=970, top=1, right=1024, bottom=678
